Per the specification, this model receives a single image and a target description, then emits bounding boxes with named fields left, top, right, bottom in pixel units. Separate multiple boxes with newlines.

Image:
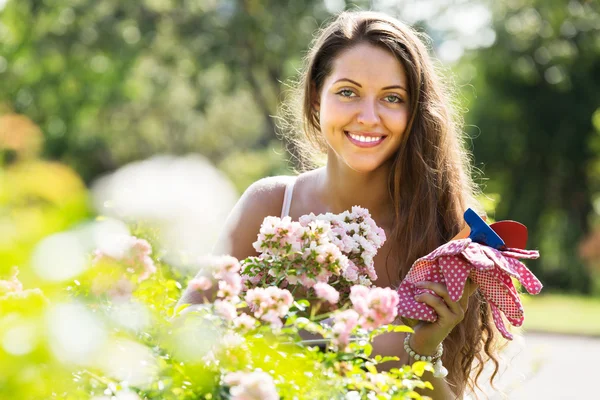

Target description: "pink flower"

left=223, top=370, right=278, bottom=400
left=92, top=236, right=156, bottom=282
left=188, top=276, right=213, bottom=291
left=349, top=285, right=371, bottom=314
left=245, top=287, right=293, bottom=327
left=233, top=313, right=257, bottom=331
left=350, top=286, right=399, bottom=330
left=298, top=274, right=316, bottom=288
left=260, top=309, right=285, bottom=329
left=252, top=216, right=304, bottom=256
left=0, top=267, right=23, bottom=295
left=342, top=261, right=359, bottom=282
left=331, top=309, right=360, bottom=349
left=217, top=274, right=243, bottom=299
left=215, top=299, right=238, bottom=321
left=210, top=256, right=242, bottom=279
left=314, top=282, right=340, bottom=304
left=107, top=277, right=135, bottom=301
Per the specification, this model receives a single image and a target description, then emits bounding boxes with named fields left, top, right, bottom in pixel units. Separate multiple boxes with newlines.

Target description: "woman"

left=179, top=10, right=500, bottom=399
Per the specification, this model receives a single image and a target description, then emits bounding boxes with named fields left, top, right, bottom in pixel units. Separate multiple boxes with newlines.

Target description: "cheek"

left=384, top=108, right=410, bottom=134
left=320, top=97, right=354, bottom=129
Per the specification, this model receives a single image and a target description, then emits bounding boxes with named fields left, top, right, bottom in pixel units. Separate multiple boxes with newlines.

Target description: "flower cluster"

left=245, top=206, right=386, bottom=301
left=329, top=285, right=400, bottom=349
left=245, top=286, right=294, bottom=328
left=93, top=235, right=156, bottom=282
left=313, top=282, right=340, bottom=304
left=299, top=206, right=386, bottom=283
left=90, top=235, right=157, bottom=300
left=180, top=209, right=427, bottom=399
left=349, top=285, right=399, bottom=330
left=186, top=256, right=244, bottom=321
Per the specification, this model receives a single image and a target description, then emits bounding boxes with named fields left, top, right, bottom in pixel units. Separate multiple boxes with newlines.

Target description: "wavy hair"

left=281, top=10, right=501, bottom=397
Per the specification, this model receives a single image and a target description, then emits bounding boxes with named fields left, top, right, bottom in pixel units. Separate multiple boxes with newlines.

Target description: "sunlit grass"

left=521, top=293, right=600, bottom=337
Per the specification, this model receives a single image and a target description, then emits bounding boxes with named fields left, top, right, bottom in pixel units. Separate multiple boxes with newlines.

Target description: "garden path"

left=476, top=332, right=599, bottom=399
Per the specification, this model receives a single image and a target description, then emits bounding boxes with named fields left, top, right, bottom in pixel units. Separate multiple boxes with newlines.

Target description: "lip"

left=345, top=131, right=387, bottom=148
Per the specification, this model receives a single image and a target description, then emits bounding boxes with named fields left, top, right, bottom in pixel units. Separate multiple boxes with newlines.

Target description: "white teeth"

left=349, top=133, right=382, bottom=143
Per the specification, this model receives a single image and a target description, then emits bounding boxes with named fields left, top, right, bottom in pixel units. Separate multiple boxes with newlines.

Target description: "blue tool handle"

left=464, top=208, right=506, bottom=249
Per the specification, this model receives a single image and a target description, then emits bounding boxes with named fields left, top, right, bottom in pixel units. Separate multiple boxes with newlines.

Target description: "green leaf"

left=294, top=300, right=310, bottom=311
left=390, top=325, right=413, bottom=333
left=411, top=361, right=429, bottom=377
left=362, top=343, right=373, bottom=357
left=364, top=362, right=377, bottom=374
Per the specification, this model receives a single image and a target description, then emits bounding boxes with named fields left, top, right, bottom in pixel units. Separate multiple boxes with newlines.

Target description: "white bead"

left=433, top=359, right=449, bottom=378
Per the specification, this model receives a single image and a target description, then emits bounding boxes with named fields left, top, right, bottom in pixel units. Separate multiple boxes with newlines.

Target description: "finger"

left=414, top=292, right=455, bottom=320
left=416, top=281, right=463, bottom=316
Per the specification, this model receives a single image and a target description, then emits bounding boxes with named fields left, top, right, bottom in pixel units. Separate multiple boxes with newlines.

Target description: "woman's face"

left=317, top=42, right=410, bottom=174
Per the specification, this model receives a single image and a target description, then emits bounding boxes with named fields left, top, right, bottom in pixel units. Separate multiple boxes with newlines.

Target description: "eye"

left=336, top=89, right=356, bottom=98
left=384, top=94, right=403, bottom=104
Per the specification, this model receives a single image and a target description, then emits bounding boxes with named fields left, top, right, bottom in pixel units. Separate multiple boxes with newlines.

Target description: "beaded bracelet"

left=403, top=333, right=448, bottom=378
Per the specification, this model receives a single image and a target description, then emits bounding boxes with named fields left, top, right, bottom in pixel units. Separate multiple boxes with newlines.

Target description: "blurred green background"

left=1, top=0, right=599, bottom=295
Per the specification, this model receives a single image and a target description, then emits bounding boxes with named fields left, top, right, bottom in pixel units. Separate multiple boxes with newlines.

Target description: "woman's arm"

left=372, top=280, right=479, bottom=400
left=176, top=177, right=287, bottom=308
left=371, top=330, right=458, bottom=400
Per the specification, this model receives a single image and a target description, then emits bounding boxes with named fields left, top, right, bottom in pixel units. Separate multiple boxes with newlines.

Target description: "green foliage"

left=0, top=233, right=432, bottom=399
left=0, top=0, right=339, bottom=183
left=521, top=292, right=600, bottom=336
left=0, top=159, right=91, bottom=282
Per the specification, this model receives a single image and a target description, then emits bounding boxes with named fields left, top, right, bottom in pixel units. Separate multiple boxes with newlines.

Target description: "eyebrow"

left=333, top=78, right=408, bottom=92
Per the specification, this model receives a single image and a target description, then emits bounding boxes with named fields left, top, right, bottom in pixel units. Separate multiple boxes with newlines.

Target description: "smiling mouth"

left=345, top=131, right=387, bottom=148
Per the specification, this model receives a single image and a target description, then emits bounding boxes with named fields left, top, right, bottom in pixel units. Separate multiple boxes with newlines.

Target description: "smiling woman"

left=316, top=42, right=410, bottom=173
left=178, top=10, right=498, bottom=399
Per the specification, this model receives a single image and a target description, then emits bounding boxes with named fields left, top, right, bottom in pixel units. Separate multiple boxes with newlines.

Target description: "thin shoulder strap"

left=280, top=177, right=297, bottom=218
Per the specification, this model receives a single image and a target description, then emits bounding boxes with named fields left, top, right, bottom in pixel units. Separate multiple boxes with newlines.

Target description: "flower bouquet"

left=181, top=206, right=433, bottom=399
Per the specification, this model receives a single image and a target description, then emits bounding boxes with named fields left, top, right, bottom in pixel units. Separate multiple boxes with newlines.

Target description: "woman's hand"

left=408, top=279, right=478, bottom=356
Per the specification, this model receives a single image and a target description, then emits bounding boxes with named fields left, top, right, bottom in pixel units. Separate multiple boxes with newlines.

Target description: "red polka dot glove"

left=397, top=238, right=542, bottom=340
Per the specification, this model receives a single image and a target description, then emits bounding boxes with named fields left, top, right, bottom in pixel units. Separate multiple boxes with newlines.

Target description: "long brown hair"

left=282, top=10, right=501, bottom=397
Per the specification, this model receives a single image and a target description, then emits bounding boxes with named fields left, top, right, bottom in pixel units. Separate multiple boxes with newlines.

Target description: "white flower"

left=223, top=370, right=278, bottom=400
left=346, top=391, right=361, bottom=400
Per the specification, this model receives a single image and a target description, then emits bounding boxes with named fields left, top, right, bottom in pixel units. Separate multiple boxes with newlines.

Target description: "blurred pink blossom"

left=211, top=255, right=242, bottom=278
left=350, top=286, right=399, bottom=330
left=233, top=313, right=258, bottom=331
left=188, top=276, right=213, bottom=291
left=313, top=282, right=340, bottom=304
left=215, top=299, right=238, bottom=321
left=217, top=274, right=243, bottom=300
left=106, top=277, right=136, bottom=301
left=331, top=309, right=360, bottom=349
left=93, top=235, right=156, bottom=282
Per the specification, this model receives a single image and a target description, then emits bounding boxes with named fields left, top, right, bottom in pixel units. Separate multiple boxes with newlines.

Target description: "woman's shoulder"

left=213, top=175, right=298, bottom=258
left=240, top=175, right=297, bottom=213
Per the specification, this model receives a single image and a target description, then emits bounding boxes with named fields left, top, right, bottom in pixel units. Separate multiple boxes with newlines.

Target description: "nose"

left=356, top=98, right=380, bottom=126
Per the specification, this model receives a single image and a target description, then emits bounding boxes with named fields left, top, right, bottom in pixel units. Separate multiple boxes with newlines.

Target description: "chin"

left=343, top=158, right=389, bottom=174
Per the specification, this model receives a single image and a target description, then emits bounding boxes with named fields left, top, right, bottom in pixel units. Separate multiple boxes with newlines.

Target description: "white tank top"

left=280, top=177, right=296, bottom=218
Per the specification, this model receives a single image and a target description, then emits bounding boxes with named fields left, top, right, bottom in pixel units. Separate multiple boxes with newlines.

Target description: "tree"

left=0, top=0, right=340, bottom=182
left=460, top=0, right=600, bottom=292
